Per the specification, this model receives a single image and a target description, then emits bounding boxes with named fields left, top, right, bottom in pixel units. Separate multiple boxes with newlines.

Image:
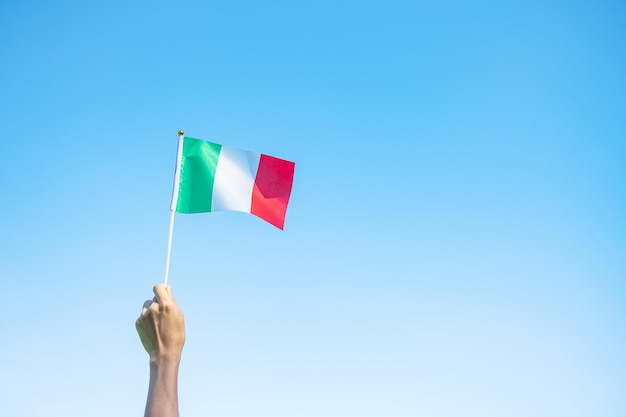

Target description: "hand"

left=136, top=284, right=186, bottom=361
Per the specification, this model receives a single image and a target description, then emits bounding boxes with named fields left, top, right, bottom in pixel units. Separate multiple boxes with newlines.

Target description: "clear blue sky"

left=1, top=1, right=625, bottom=416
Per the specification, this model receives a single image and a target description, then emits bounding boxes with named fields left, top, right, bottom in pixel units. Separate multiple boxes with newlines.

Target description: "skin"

left=136, top=284, right=186, bottom=417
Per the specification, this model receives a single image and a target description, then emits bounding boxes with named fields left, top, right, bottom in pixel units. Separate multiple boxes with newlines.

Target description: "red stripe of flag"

left=251, top=154, right=295, bottom=230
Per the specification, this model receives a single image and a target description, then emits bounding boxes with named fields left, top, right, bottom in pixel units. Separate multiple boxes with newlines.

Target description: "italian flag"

left=171, top=136, right=295, bottom=230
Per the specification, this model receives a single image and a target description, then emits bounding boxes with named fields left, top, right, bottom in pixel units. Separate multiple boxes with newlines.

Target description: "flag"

left=171, top=136, right=295, bottom=230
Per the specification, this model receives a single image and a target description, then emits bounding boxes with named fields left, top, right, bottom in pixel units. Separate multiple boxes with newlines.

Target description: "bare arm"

left=136, top=284, right=186, bottom=417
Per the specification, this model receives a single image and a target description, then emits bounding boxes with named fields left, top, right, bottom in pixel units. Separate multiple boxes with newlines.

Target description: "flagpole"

left=163, top=209, right=176, bottom=286
left=164, top=130, right=185, bottom=286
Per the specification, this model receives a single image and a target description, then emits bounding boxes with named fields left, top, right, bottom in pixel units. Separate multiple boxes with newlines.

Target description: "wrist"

left=150, top=352, right=182, bottom=369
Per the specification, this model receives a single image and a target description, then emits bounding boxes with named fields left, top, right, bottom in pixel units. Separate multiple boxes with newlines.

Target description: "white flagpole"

left=164, top=130, right=185, bottom=286
left=163, top=209, right=176, bottom=286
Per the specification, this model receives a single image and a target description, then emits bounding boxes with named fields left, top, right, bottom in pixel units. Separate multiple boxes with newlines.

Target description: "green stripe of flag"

left=176, top=137, right=222, bottom=213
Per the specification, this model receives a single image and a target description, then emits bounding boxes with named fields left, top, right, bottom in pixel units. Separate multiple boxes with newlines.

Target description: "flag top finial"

left=178, top=130, right=184, bottom=136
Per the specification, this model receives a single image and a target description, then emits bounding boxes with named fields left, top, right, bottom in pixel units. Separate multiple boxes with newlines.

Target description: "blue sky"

left=1, top=1, right=625, bottom=416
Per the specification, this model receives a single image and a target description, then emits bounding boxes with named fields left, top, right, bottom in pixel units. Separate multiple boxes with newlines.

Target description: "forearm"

left=144, top=355, right=182, bottom=417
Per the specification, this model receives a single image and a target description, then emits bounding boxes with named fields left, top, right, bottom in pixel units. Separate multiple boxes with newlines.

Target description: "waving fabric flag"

left=171, top=136, right=295, bottom=230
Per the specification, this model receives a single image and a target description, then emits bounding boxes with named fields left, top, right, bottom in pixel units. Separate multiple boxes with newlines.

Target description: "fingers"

left=166, top=286, right=179, bottom=305
left=139, top=284, right=177, bottom=322
left=153, top=284, right=172, bottom=304
left=140, top=284, right=175, bottom=323
left=140, top=299, right=153, bottom=317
